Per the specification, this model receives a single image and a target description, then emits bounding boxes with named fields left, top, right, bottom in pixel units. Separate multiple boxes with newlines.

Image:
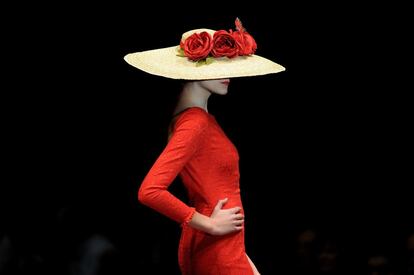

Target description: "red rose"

left=232, top=31, right=257, bottom=55
left=211, top=30, right=238, bottom=58
left=181, top=32, right=213, bottom=61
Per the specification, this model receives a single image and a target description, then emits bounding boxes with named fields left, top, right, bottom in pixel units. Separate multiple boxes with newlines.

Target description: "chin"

left=213, top=89, right=229, bottom=95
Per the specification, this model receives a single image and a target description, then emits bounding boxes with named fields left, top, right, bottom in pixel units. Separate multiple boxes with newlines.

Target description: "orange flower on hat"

left=179, top=18, right=258, bottom=65
left=211, top=30, right=238, bottom=58
left=232, top=18, right=257, bottom=55
left=180, top=32, right=213, bottom=61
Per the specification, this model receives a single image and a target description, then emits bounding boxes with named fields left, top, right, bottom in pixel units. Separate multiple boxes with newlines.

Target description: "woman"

left=124, top=18, right=285, bottom=275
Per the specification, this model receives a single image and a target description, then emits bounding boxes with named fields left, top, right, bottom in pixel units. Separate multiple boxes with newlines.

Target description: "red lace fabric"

left=139, top=107, right=253, bottom=274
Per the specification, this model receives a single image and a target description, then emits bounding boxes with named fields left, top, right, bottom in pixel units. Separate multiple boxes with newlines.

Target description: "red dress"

left=138, top=107, right=253, bottom=275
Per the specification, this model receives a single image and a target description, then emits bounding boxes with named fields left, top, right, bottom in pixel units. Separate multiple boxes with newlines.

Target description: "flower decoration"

left=178, top=18, right=257, bottom=66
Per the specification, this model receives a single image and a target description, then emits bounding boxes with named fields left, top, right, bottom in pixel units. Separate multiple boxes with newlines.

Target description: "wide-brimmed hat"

left=124, top=19, right=285, bottom=80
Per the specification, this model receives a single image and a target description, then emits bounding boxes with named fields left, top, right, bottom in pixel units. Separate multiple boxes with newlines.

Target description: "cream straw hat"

left=124, top=21, right=285, bottom=80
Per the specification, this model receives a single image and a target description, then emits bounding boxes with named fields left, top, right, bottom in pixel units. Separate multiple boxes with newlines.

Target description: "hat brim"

left=124, top=46, right=285, bottom=80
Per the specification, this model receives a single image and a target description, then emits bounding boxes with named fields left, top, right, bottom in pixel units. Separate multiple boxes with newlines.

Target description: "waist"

left=193, top=195, right=244, bottom=216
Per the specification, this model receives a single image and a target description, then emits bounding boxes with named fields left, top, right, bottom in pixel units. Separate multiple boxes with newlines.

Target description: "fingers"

left=234, top=219, right=244, bottom=226
left=214, top=198, right=228, bottom=210
left=229, top=206, right=242, bottom=214
left=234, top=213, right=244, bottom=220
left=233, top=213, right=244, bottom=226
left=234, top=225, right=243, bottom=231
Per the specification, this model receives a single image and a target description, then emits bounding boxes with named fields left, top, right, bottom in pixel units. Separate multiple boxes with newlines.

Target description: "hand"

left=209, top=198, right=244, bottom=236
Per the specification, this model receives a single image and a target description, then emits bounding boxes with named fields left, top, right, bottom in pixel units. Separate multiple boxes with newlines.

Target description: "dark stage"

left=2, top=9, right=411, bottom=275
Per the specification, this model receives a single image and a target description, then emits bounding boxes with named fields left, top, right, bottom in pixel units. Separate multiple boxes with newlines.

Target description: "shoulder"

left=174, top=107, right=210, bottom=131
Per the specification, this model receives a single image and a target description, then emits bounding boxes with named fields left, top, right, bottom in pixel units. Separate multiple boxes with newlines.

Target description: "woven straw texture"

left=124, top=29, right=285, bottom=80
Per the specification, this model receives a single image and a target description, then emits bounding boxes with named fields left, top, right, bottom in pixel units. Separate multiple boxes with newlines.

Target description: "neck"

left=174, top=82, right=211, bottom=114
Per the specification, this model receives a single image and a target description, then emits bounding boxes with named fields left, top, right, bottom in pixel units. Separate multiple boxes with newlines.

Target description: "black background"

left=2, top=6, right=412, bottom=275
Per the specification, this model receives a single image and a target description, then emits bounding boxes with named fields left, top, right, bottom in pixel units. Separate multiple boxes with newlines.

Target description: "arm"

left=138, top=109, right=208, bottom=224
left=189, top=198, right=244, bottom=235
left=139, top=109, right=244, bottom=235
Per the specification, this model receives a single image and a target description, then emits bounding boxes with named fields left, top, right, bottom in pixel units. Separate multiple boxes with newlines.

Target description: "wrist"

left=188, top=211, right=215, bottom=235
left=206, top=217, right=216, bottom=235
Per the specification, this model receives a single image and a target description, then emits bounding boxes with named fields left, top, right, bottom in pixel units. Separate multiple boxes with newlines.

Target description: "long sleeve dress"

left=138, top=107, right=253, bottom=275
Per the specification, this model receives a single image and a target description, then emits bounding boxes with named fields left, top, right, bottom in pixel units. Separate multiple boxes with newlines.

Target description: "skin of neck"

left=174, top=81, right=211, bottom=114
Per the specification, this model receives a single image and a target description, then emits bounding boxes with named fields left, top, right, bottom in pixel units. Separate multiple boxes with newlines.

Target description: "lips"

left=221, top=80, right=230, bottom=85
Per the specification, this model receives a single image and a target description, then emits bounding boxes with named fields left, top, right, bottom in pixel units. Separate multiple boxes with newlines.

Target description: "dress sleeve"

left=138, top=109, right=208, bottom=224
